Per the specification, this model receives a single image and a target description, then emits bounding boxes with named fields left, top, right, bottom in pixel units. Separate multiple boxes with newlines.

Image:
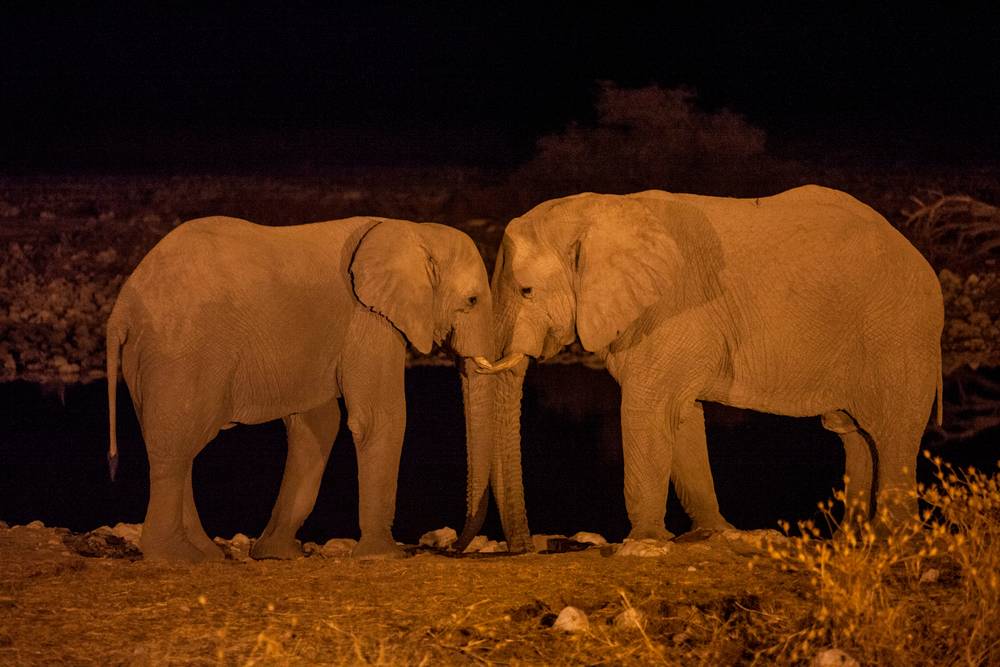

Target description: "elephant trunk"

left=453, top=356, right=494, bottom=552
left=491, top=356, right=533, bottom=552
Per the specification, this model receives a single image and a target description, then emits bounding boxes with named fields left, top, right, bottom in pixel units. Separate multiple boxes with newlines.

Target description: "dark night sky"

left=1, top=3, right=997, bottom=170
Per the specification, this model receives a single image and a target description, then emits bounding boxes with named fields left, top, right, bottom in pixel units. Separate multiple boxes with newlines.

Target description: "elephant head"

left=472, top=194, right=726, bottom=550
left=350, top=220, right=495, bottom=548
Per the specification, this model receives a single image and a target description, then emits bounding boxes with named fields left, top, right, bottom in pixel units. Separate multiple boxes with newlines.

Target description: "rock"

left=616, top=538, right=673, bottom=557
left=321, top=538, right=357, bottom=557
left=230, top=533, right=251, bottom=549
left=111, top=523, right=142, bottom=544
left=477, top=540, right=507, bottom=553
left=419, top=526, right=457, bottom=549
left=919, top=568, right=940, bottom=584
left=613, top=607, right=646, bottom=630
left=531, top=534, right=567, bottom=552
left=26, top=520, right=45, bottom=529
left=553, top=606, right=589, bottom=633
left=570, top=531, right=607, bottom=546
left=712, top=528, right=785, bottom=550
left=810, top=648, right=859, bottom=667
left=463, top=535, right=489, bottom=553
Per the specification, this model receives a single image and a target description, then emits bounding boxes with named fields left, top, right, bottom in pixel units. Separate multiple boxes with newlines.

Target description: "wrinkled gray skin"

left=107, top=216, right=494, bottom=562
left=475, top=186, right=943, bottom=552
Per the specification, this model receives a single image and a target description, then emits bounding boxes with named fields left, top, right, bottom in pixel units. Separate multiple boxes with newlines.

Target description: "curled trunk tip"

left=453, top=489, right=489, bottom=553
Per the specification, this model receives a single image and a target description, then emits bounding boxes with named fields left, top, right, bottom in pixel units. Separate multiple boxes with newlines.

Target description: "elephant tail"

left=106, top=309, right=126, bottom=482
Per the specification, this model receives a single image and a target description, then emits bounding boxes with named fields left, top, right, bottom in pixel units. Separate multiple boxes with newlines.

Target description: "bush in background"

left=510, top=82, right=801, bottom=206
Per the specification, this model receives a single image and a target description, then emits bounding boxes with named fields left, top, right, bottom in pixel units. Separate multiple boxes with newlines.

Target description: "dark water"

left=2, top=365, right=997, bottom=544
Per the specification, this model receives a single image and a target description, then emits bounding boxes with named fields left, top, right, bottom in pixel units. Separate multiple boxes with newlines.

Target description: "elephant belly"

left=701, top=345, right=849, bottom=419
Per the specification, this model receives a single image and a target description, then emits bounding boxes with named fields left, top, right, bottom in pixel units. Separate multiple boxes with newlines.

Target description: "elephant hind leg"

left=825, top=407, right=924, bottom=530
left=251, top=396, right=341, bottom=560
left=183, top=464, right=224, bottom=560
left=821, top=410, right=876, bottom=523
left=142, top=452, right=212, bottom=562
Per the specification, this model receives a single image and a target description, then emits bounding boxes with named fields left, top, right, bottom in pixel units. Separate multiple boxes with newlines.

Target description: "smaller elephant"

left=475, top=186, right=943, bottom=551
left=107, top=215, right=494, bottom=561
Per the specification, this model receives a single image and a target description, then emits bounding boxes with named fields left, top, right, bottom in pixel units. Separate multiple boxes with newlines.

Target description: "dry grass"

left=763, top=454, right=1000, bottom=666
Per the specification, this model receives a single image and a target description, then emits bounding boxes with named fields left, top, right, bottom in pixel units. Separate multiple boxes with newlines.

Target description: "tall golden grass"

left=763, top=453, right=1000, bottom=665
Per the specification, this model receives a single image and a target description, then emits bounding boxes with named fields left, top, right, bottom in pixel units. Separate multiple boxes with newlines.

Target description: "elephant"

left=106, top=215, right=494, bottom=562
left=471, top=185, right=943, bottom=552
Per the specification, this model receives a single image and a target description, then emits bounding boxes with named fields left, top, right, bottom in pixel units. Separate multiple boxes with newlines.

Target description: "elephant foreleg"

left=341, top=327, right=408, bottom=559
left=252, top=396, right=341, bottom=560
left=671, top=402, right=734, bottom=533
left=620, top=386, right=676, bottom=541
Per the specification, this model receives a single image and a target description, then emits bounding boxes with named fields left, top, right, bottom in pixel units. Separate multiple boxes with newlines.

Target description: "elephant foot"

left=141, top=535, right=220, bottom=563
left=506, top=534, right=534, bottom=554
left=627, top=526, right=675, bottom=542
left=690, top=518, right=736, bottom=533
left=250, top=536, right=304, bottom=560
left=352, top=536, right=406, bottom=560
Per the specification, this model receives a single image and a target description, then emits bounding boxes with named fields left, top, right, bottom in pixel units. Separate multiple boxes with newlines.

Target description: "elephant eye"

left=521, top=286, right=533, bottom=298
left=467, top=295, right=478, bottom=306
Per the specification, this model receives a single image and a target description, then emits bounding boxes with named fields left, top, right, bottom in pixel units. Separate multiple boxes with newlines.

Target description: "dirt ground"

left=0, top=522, right=819, bottom=666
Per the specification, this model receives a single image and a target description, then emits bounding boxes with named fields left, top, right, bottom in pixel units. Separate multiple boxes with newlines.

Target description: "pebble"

left=570, top=531, right=607, bottom=546
left=613, top=607, right=646, bottom=630
left=321, top=538, right=357, bottom=557
left=919, top=568, right=940, bottom=584
left=419, top=527, right=457, bottom=549
left=553, top=606, right=589, bottom=633
left=477, top=540, right=508, bottom=553
left=26, top=520, right=45, bottom=529
left=462, top=535, right=489, bottom=553
left=811, top=648, right=859, bottom=667
left=616, top=538, right=673, bottom=557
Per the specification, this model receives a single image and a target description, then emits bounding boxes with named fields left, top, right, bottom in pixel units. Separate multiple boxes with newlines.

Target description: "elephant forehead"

left=509, top=249, right=563, bottom=285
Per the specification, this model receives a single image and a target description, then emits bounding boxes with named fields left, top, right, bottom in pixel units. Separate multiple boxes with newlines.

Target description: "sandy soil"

left=0, top=522, right=814, bottom=665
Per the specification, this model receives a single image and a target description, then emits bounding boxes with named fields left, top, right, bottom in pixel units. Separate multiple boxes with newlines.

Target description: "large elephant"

left=106, top=215, right=494, bottom=562
left=472, top=186, right=943, bottom=552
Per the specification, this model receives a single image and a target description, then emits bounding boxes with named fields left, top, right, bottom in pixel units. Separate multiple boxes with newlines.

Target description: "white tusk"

left=476, top=352, right=526, bottom=374
left=473, top=356, right=495, bottom=370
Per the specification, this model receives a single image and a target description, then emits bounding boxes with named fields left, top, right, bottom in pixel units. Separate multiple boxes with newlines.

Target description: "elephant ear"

left=576, top=197, right=718, bottom=352
left=351, top=219, right=437, bottom=354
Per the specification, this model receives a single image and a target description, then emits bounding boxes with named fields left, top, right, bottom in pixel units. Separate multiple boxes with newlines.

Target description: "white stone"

left=321, top=538, right=357, bottom=557
left=229, top=533, right=251, bottom=548
left=613, top=607, right=646, bottom=630
left=419, top=527, right=458, bottom=549
left=616, top=538, right=673, bottom=557
left=111, top=522, right=142, bottom=544
left=463, top=535, right=489, bottom=553
left=919, top=568, right=940, bottom=584
left=570, top=531, right=607, bottom=546
left=531, top=534, right=567, bottom=552
left=687, top=566, right=697, bottom=572
left=811, top=648, right=859, bottom=667
left=478, top=540, right=507, bottom=553
left=27, top=520, right=46, bottom=529
left=553, top=606, right=589, bottom=633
